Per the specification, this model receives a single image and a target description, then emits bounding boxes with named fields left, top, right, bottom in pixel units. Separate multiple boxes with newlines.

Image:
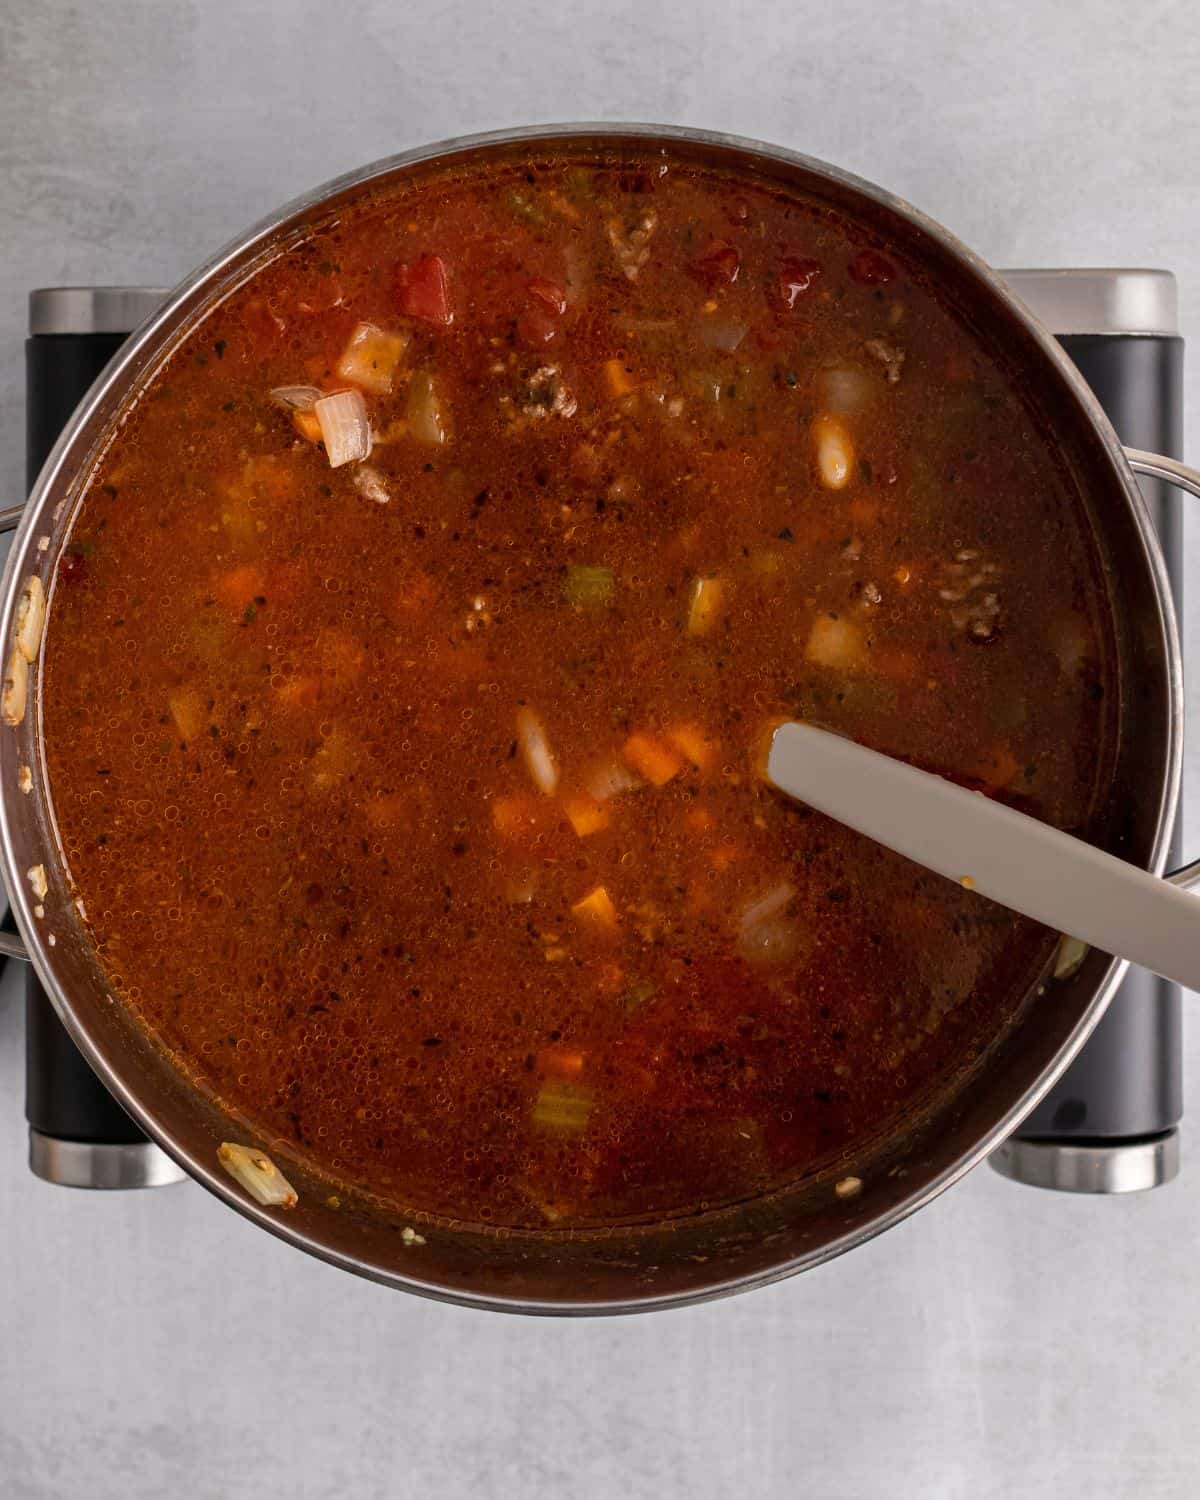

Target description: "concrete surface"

left=1, top=2, right=1199, bottom=1496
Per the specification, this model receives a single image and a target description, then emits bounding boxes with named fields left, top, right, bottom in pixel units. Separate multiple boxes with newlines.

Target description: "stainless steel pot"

left=2, top=124, right=1198, bottom=1314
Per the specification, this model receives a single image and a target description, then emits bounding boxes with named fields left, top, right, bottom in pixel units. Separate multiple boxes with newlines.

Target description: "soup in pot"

left=39, top=144, right=1116, bottom=1228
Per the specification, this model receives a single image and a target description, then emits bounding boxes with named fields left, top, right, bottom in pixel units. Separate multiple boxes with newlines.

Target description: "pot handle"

left=1125, top=447, right=1200, bottom=897
left=0, top=501, right=27, bottom=534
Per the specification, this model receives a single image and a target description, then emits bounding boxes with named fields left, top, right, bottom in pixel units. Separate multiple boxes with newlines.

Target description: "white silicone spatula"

left=767, top=720, right=1200, bottom=991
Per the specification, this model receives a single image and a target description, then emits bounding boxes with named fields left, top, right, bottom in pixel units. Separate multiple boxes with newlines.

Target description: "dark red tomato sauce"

left=41, top=147, right=1116, bottom=1229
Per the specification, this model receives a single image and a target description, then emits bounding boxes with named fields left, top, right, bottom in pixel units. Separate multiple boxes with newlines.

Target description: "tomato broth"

left=41, top=146, right=1116, bottom=1228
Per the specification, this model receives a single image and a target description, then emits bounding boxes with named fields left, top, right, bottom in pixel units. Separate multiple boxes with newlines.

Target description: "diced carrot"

left=435, top=645, right=489, bottom=680
left=310, top=727, right=357, bottom=789
left=849, top=496, right=881, bottom=528
left=968, top=741, right=1020, bottom=791
left=536, top=1046, right=586, bottom=1079
left=397, top=572, right=438, bottom=613
left=622, top=732, right=684, bottom=787
left=685, top=805, right=715, bottom=834
left=318, top=629, right=365, bottom=682
left=212, top=564, right=266, bottom=612
left=594, top=961, right=626, bottom=996
left=274, top=673, right=322, bottom=711
left=223, top=454, right=295, bottom=506
left=686, top=882, right=715, bottom=916
left=709, top=842, right=745, bottom=873
left=666, top=722, right=719, bottom=773
left=572, top=885, right=619, bottom=932
left=365, top=794, right=410, bottom=830
left=874, top=648, right=919, bottom=681
left=563, top=794, right=610, bottom=838
left=293, top=409, right=323, bottom=444
left=749, top=716, right=789, bottom=781
left=492, top=794, right=544, bottom=842
left=604, top=358, right=638, bottom=397
left=168, top=687, right=207, bottom=743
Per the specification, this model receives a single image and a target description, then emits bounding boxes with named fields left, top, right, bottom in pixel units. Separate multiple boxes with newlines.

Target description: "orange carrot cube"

left=622, top=733, right=684, bottom=787
left=666, top=722, right=719, bottom=772
left=563, top=795, right=610, bottom=838
left=571, top=885, right=619, bottom=932
left=604, top=358, right=638, bottom=397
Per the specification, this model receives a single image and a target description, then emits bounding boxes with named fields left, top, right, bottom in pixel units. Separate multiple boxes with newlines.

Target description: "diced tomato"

left=528, top=278, right=567, bottom=315
left=848, top=249, right=896, bottom=286
left=519, top=278, right=568, bottom=346
left=691, top=239, right=740, bottom=287
left=774, top=256, right=822, bottom=309
left=518, top=306, right=558, bottom=346
left=241, top=297, right=286, bottom=349
left=394, top=254, right=453, bottom=326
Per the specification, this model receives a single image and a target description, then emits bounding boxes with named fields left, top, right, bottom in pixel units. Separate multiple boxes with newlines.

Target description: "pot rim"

left=0, top=122, right=1182, bottom=1314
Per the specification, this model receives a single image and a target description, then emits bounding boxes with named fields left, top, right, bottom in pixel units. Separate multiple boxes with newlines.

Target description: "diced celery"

left=532, top=1081, right=594, bottom=1136
left=564, top=564, right=614, bottom=609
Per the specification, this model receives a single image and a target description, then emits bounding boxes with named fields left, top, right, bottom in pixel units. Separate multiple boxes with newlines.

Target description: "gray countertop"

left=3, top=3, right=1200, bottom=1496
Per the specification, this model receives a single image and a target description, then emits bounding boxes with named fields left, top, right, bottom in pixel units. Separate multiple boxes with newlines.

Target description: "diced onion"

left=817, top=363, right=874, bottom=413
left=15, top=575, right=45, bottom=664
left=2, top=647, right=28, bottom=727
left=352, top=465, right=390, bottom=504
left=585, top=758, right=641, bottom=802
left=314, top=389, right=372, bottom=468
left=217, top=1142, right=298, bottom=1208
left=269, top=384, right=323, bottom=412
left=26, top=864, right=48, bottom=901
left=738, top=883, right=802, bottom=964
left=1053, top=934, right=1089, bottom=980
left=687, top=575, right=725, bottom=637
left=812, top=413, right=855, bottom=490
left=516, top=707, right=558, bottom=795
left=698, top=317, right=748, bottom=353
left=805, top=613, right=865, bottom=670
left=1049, top=612, right=1093, bottom=677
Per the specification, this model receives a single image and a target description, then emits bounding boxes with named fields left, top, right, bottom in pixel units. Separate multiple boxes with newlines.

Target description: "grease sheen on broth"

left=41, top=146, right=1116, bottom=1229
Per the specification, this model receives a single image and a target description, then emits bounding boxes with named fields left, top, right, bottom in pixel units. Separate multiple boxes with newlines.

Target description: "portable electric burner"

left=17, top=269, right=1185, bottom=1197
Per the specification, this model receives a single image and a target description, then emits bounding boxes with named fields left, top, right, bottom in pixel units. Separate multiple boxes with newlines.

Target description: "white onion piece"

left=1053, top=934, right=1089, bottom=980
left=817, top=362, right=874, bottom=414
left=585, top=758, right=641, bottom=802
left=218, top=1142, right=298, bottom=1208
left=26, top=864, right=48, bottom=901
left=352, top=465, right=390, bottom=504
left=1048, top=611, right=1092, bottom=677
left=314, top=389, right=371, bottom=468
left=697, top=317, right=747, bottom=353
left=269, top=384, right=323, bottom=411
left=2, top=647, right=28, bottom=727
left=15, top=575, right=45, bottom=664
left=738, top=883, right=802, bottom=964
left=516, top=707, right=558, bottom=795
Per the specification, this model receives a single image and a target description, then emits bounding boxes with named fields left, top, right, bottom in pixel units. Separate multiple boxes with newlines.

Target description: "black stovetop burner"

left=17, top=271, right=1185, bottom=1197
